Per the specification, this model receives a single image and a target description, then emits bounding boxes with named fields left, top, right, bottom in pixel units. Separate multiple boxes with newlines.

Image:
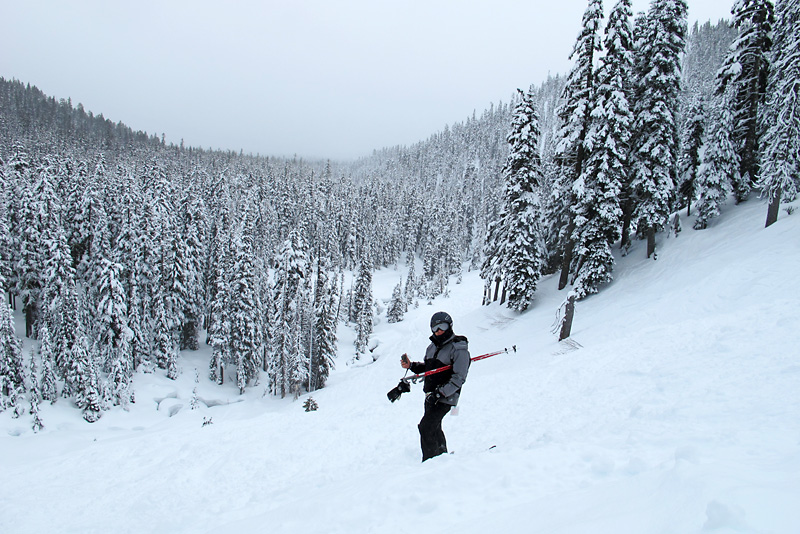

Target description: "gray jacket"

left=411, top=334, right=470, bottom=406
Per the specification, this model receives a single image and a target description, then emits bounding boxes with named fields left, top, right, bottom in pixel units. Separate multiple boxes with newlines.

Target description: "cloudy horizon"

left=1, top=0, right=732, bottom=160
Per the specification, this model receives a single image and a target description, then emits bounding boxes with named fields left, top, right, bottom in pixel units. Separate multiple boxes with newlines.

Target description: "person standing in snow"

left=400, top=311, right=470, bottom=461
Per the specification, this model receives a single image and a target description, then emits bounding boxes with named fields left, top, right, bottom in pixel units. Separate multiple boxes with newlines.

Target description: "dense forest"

left=2, top=0, right=798, bottom=425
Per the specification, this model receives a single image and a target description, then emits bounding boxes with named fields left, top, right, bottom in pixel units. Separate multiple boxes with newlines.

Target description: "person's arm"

left=438, top=342, right=469, bottom=398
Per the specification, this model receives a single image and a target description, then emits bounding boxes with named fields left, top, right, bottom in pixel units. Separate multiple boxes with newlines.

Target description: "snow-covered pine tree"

left=79, top=185, right=113, bottom=337
left=352, top=259, right=373, bottom=355
left=39, top=213, right=75, bottom=335
left=176, top=193, right=206, bottom=351
left=28, top=348, right=44, bottom=432
left=15, top=176, right=44, bottom=337
left=310, top=264, right=336, bottom=391
left=552, top=0, right=604, bottom=289
left=58, top=280, right=103, bottom=422
left=229, top=228, right=263, bottom=394
left=115, top=192, right=150, bottom=371
left=96, top=257, right=134, bottom=405
left=0, top=198, right=12, bottom=301
left=153, top=285, right=178, bottom=380
left=630, top=0, right=688, bottom=258
left=677, top=94, right=706, bottom=215
left=571, top=0, right=633, bottom=299
left=716, top=0, right=775, bottom=201
left=694, top=101, right=738, bottom=229
left=500, top=88, right=546, bottom=311
left=0, top=295, right=25, bottom=412
left=268, top=230, right=308, bottom=398
left=404, top=260, right=416, bottom=309
left=480, top=215, right=506, bottom=304
left=37, top=323, right=58, bottom=403
left=73, top=334, right=104, bottom=423
left=387, top=281, right=405, bottom=323
left=759, top=0, right=800, bottom=227
left=191, top=368, right=200, bottom=410
left=207, top=245, right=230, bottom=385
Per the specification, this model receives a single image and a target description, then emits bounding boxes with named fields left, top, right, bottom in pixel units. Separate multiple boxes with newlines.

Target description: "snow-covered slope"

left=2, top=198, right=799, bottom=534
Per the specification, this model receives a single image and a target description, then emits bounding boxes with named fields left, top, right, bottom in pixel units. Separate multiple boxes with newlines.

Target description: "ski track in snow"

left=2, top=198, right=800, bottom=533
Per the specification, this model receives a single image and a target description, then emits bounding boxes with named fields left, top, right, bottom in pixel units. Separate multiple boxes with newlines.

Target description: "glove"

left=426, top=388, right=445, bottom=405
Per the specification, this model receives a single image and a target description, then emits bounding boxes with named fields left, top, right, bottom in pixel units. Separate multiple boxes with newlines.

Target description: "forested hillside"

left=4, top=0, right=795, bottom=426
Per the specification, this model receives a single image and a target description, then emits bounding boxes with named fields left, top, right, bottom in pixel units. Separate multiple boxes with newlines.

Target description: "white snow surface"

left=2, top=198, right=799, bottom=533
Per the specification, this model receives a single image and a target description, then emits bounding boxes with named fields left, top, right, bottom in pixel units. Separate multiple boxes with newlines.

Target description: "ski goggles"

left=431, top=322, right=450, bottom=333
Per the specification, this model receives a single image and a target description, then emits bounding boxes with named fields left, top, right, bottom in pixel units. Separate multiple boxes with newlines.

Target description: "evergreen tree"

left=571, top=0, right=633, bottom=298
left=268, top=230, right=307, bottom=398
left=176, top=193, right=206, bottom=351
left=96, top=258, right=134, bottom=404
left=630, top=0, right=688, bottom=258
left=15, top=177, right=44, bottom=337
left=677, top=95, right=706, bottom=215
left=387, top=281, right=405, bottom=323
left=759, top=0, right=800, bottom=227
left=480, top=216, right=506, bottom=304
left=404, top=260, right=416, bottom=308
left=0, top=198, right=13, bottom=300
left=694, top=103, right=737, bottom=229
left=500, top=89, right=546, bottom=311
left=59, top=280, right=103, bottom=422
left=310, top=262, right=337, bottom=391
left=0, top=297, right=25, bottom=412
left=39, top=217, right=75, bottom=336
left=352, top=259, right=373, bottom=354
left=28, top=348, right=44, bottom=432
left=716, top=0, right=775, bottom=200
left=153, top=288, right=178, bottom=380
left=115, top=193, right=149, bottom=371
left=229, top=230, right=263, bottom=394
left=553, top=0, right=605, bottom=288
left=37, top=323, right=58, bottom=403
left=208, top=256, right=230, bottom=385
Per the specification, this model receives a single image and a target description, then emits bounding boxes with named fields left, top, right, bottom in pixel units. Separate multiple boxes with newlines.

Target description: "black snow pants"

left=418, top=398, right=452, bottom=461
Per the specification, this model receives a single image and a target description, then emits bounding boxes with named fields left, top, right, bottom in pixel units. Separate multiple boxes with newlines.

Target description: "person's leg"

left=418, top=401, right=452, bottom=461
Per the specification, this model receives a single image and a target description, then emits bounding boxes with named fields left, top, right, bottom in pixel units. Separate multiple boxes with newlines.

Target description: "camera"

left=387, top=380, right=411, bottom=403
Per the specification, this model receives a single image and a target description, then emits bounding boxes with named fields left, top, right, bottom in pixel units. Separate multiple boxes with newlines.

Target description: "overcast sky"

left=2, top=1, right=732, bottom=161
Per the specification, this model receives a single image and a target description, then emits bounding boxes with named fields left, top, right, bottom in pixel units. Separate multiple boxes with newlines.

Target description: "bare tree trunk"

left=646, top=227, right=656, bottom=259
left=558, top=249, right=573, bottom=290
left=766, top=189, right=781, bottom=228
left=25, top=304, right=35, bottom=338
left=559, top=294, right=576, bottom=341
left=493, top=277, right=501, bottom=302
left=620, top=199, right=633, bottom=252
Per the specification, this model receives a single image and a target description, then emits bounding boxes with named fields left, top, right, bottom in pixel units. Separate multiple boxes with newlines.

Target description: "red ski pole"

left=388, top=346, right=517, bottom=402
left=405, top=346, right=516, bottom=383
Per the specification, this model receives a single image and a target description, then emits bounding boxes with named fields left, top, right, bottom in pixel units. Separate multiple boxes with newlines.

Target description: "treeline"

left=0, top=77, right=513, bottom=423
left=481, top=0, right=798, bottom=311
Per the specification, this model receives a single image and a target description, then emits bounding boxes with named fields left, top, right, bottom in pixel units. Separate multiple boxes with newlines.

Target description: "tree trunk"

left=558, top=222, right=575, bottom=291
left=500, top=284, right=507, bottom=306
left=493, top=277, right=501, bottom=302
left=559, top=294, right=576, bottom=341
left=25, top=304, right=35, bottom=338
left=620, top=199, right=633, bottom=252
left=766, top=189, right=781, bottom=228
left=646, top=227, right=656, bottom=258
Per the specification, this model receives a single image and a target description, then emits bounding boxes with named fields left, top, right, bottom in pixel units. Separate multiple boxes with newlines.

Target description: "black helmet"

left=430, top=311, right=453, bottom=333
